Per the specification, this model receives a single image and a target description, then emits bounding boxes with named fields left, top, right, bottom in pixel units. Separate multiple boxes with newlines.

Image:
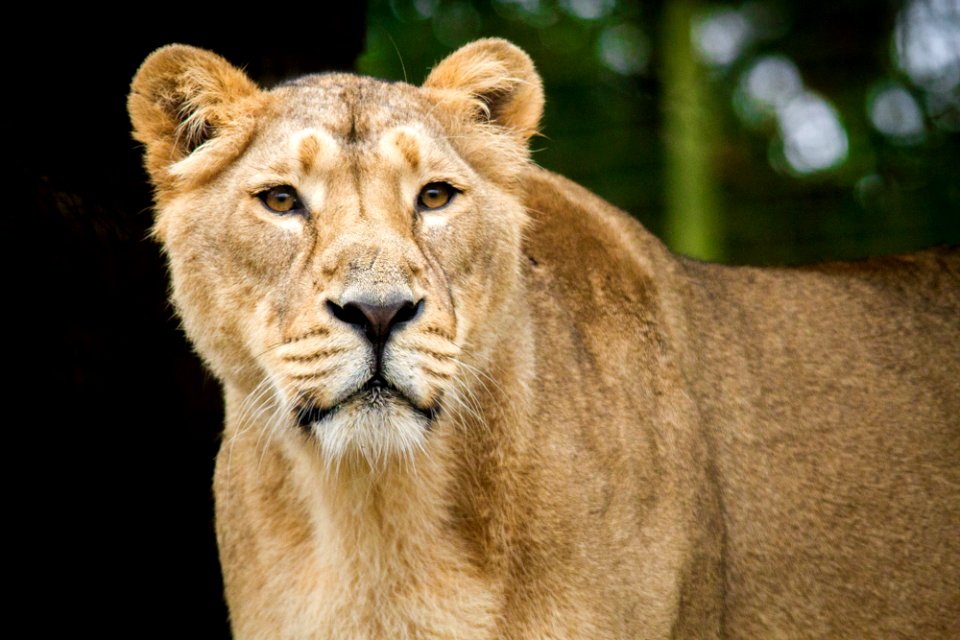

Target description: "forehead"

left=262, top=73, right=440, bottom=146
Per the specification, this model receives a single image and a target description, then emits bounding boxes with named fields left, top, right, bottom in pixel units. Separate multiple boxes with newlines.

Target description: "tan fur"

left=129, top=40, right=960, bottom=639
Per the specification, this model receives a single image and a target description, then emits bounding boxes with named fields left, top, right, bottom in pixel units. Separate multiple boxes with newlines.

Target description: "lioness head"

left=129, top=40, right=543, bottom=465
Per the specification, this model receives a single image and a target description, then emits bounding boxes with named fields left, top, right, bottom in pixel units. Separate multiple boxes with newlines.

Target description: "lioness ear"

left=423, top=38, right=544, bottom=141
left=128, top=44, right=260, bottom=187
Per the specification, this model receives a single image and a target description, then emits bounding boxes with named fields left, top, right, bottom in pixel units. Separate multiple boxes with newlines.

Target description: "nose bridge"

left=319, top=198, right=423, bottom=300
left=314, top=152, right=426, bottom=300
left=342, top=231, right=417, bottom=300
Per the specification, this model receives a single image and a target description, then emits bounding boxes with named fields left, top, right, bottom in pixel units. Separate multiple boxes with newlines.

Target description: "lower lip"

left=295, top=386, right=438, bottom=429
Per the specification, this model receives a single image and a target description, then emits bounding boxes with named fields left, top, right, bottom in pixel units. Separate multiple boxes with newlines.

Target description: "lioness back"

left=525, top=166, right=959, bottom=635
left=688, top=250, right=960, bottom=636
left=129, top=39, right=960, bottom=639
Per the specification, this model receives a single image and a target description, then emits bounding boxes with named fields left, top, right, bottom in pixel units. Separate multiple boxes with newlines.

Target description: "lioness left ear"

left=128, top=44, right=261, bottom=189
left=423, top=38, right=544, bottom=141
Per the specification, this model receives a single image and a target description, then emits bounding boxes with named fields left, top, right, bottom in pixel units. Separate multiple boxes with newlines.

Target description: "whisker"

left=226, top=377, right=276, bottom=479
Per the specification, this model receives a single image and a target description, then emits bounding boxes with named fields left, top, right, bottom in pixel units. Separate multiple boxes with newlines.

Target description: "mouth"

left=294, top=375, right=439, bottom=430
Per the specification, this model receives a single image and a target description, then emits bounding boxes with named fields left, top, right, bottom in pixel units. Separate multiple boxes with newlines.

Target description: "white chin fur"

left=309, top=398, right=429, bottom=467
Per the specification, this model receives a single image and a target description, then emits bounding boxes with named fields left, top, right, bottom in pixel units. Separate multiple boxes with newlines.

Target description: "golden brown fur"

left=129, top=40, right=960, bottom=639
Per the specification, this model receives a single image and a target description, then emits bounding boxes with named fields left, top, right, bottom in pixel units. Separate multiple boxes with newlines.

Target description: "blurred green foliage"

left=359, top=0, right=960, bottom=264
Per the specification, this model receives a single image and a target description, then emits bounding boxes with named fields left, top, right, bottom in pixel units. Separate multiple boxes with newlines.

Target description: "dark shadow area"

left=8, top=10, right=366, bottom=637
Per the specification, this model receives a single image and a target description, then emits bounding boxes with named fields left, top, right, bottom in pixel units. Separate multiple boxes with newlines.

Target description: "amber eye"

left=417, top=182, right=457, bottom=211
left=258, top=186, right=305, bottom=214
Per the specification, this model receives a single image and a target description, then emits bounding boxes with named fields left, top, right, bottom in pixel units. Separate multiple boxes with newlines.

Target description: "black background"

left=9, top=9, right=366, bottom=637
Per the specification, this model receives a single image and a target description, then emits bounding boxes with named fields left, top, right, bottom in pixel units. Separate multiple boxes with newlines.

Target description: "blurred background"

left=363, top=0, right=960, bottom=264
left=10, top=1, right=957, bottom=638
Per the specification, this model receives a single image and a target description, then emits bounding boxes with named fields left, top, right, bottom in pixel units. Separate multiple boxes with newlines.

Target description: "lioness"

left=129, top=39, right=959, bottom=639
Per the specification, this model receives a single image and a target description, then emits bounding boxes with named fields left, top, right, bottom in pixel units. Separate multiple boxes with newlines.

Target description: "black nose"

left=327, top=296, right=422, bottom=349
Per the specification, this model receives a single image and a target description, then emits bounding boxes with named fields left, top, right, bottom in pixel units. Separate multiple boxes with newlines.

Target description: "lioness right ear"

left=423, top=38, right=544, bottom=142
left=128, top=44, right=260, bottom=188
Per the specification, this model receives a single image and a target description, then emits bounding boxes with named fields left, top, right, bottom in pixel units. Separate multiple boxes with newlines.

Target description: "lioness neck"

left=215, top=313, right=534, bottom=639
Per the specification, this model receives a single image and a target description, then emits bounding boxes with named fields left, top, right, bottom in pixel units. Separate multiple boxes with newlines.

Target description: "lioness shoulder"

left=129, top=39, right=960, bottom=639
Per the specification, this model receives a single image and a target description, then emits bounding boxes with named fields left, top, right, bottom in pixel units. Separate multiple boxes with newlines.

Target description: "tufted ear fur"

left=423, top=38, right=544, bottom=142
left=128, top=44, right=261, bottom=191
